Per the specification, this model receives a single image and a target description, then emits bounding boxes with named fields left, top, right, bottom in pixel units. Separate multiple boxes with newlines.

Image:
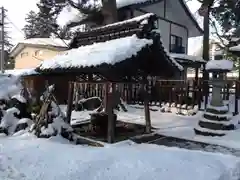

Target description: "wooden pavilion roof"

left=36, top=14, right=183, bottom=82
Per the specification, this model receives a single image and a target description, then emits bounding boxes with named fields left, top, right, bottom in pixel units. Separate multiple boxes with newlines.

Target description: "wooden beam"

left=66, top=82, right=74, bottom=124
left=142, top=77, right=151, bottom=133
left=107, top=83, right=116, bottom=143
left=74, top=82, right=80, bottom=111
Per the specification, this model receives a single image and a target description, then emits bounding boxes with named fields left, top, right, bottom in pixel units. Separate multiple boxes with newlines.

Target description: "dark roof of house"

left=36, top=14, right=183, bottom=82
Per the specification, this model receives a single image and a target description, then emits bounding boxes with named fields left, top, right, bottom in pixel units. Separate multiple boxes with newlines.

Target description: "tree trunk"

left=202, top=5, right=210, bottom=109
left=101, top=0, right=118, bottom=24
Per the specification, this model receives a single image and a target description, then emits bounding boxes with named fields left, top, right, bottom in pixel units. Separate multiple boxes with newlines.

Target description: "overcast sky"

left=1, top=0, right=201, bottom=54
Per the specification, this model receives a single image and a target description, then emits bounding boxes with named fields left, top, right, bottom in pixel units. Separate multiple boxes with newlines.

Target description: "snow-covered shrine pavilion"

left=36, top=13, right=184, bottom=143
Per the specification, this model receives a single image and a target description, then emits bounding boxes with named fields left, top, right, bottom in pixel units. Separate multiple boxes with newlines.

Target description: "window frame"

left=20, top=52, right=28, bottom=58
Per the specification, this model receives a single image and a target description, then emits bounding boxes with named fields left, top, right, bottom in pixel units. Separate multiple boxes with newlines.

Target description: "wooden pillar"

left=66, top=82, right=74, bottom=124
left=143, top=77, right=151, bottom=133
left=194, top=68, right=199, bottom=104
left=104, top=83, right=109, bottom=110
left=74, top=83, right=80, bottom=111
left=234, top=81, right=238, bottom=115
left=195, top=68, right=199, bottom=83
left=107, top=83, right=116, bottom=143
left=127, top=77, right=133, bottom=104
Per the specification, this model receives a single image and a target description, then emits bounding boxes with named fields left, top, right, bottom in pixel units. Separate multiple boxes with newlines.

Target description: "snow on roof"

left=39, top=34, right=153, bottom=70
left=92, top=13, right=155, bottom=31
left=229, top=44, right=240, bottom=52
left=162, top=50, right=183, bottom=71
left=10, top=38, right=70, bottom=58
left=206, top=59, right=233, bottom=71
left=116, top=0, right=151, bottom=8
left=15, top=38, right=70, bottom=48
left=170, top=53, right=206, bottom=63
left=151, top=30, right=183, bottom=71
left=5, top=68, right=39, bottom=76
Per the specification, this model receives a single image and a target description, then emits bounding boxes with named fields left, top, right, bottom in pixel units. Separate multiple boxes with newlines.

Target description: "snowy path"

left=0, top=134, right=240, bottom=180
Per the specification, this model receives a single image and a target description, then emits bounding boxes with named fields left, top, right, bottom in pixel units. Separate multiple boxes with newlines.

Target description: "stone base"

left=198, top=121, right=235, bottom=131
left=203, top=113, right=230, bottom=121
left=194, top=128, right=225, bottom=137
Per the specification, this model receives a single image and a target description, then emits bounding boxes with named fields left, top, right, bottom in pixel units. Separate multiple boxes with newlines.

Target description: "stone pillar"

left=210, top=73, right=224, bottom=107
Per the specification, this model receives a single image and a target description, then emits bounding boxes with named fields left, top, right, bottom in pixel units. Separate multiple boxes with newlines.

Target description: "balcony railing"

left=170, top=45, right=186, bottom=54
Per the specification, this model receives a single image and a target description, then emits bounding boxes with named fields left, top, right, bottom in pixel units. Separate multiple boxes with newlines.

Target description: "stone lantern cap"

left=205, top=59, right=233, bottom=73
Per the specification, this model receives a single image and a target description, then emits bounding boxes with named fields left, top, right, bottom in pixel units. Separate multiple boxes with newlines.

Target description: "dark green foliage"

left=22, top=11, right=40, bottom=38
left=211, top=0, right=240, bottom=36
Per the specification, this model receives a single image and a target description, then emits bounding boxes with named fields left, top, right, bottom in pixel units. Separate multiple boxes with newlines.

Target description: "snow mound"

left=0, top=74, right=22, bottom=100
left=12, top=94, right=27, bottom=103
left=0, top=107, right=20, bottom=135
left=0, top=138, right=240, bottom=180
left=17, top=118, right=33, bottom=125
left=170, top=53, right=206, bottom=63
left=40, top=116, right=73, bottom=137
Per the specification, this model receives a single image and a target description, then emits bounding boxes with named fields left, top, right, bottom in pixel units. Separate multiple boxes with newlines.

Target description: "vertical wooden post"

left=107, top=82, right=116, bottom=143
left=74, top=83, right=80, bottom=111
left=234, top=81, right=238, bottom=115
left=143, top=77, right=151, bottom=133
left=104, top=83, right=109, bottom=110
left=66, top=82, right=74, bottom=124
left=194, top=68, right=199, bottom=103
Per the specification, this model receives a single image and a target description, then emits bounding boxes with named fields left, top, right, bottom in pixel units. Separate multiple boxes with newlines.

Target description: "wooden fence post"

left=66, top=82, right=74, bottom=124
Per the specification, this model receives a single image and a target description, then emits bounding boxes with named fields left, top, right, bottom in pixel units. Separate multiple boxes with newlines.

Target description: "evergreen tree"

left=36, top=0, right=62, bottom=38
left=22, top=11, right=40, bottom=39
left=23, top=0, right=73, bottom=39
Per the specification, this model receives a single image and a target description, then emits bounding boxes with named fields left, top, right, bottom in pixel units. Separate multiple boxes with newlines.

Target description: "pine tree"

left=36, top=0, right=62, bottom=38
left=23, top=0, right=74, bottom=39
left=22, top=11, right=41, bottom=39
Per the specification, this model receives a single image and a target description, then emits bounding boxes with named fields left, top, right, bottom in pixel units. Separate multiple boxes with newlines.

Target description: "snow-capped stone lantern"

left=194, top=59, right=235, bottom=136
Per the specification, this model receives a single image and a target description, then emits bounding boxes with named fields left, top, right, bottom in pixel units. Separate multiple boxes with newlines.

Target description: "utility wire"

left=6, top=15, right=69, bottom=48
left=5, top=16, right=25, bottom=36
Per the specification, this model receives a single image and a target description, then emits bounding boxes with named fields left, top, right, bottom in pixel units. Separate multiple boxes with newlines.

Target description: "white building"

left=122, top=0, right=203, bottom=54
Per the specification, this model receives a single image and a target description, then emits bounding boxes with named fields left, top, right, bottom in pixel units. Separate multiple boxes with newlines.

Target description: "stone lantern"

left=194, top=59, right=235, bottom=136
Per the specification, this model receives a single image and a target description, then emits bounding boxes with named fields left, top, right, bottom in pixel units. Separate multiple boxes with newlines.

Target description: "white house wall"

left=158, top=19, right=170, bottom=48
left=132, top=0, right=201, bottom=53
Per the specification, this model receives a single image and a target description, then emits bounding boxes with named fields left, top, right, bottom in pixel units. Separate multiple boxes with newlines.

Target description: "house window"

left=20, top=52, right=28, bottom=58
left=35, top=50, right=43, bottom=56
left=214, top=55, right=223, bottom=60
left=170, top=35, right=185, bottom=53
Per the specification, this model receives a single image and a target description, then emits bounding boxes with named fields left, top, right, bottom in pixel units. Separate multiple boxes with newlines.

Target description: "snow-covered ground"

left=63, top=104, right=240, bottom=150
left=0, top=133, right=240, bottom=180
